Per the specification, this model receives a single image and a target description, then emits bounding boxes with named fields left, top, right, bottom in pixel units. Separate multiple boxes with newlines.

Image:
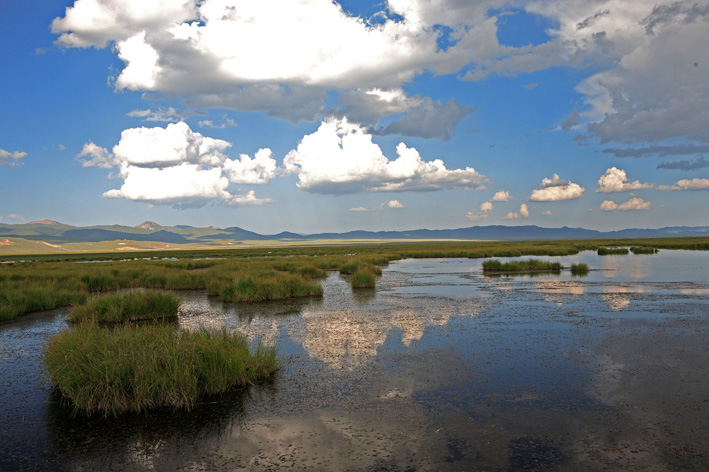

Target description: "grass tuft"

left=45, top=324, right=278, bottom=416
left=68, top=290, right=180, bottom=324
left=570, top=263, right=590, bottom=275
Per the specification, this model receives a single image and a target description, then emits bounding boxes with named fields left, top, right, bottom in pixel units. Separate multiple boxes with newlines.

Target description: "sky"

left=1, top=0, right=708, bottom=234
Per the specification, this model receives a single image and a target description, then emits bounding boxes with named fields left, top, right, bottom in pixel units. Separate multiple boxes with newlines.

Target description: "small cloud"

left=0, top=148, right=26, bottom=166
left=58, top=144, right=66, bottom=151
left=76, top=142, right=117, bottom=168
left=542, top=210, right=552, bottom=216
left=34, top=48, right=47, bottom=55
left=560, top=109, right=580, bottom=131
left=141, top=92, right=163, bottom=101
left=350, top=206, right=376, bottom=212
left=466, top=200, right=494, bottom=221
left=596, top=167, right=653, bottom=193
left=657, top=157, right=709, bottom=171
left=199, top=116, right=238, bottom=129
left=505, top=203, right=529, bottom=219
left=658, top=178, right=709, bottom=191
left=600, top=197, right=651, bottom=211
left=127, top=107, right=183, bottom=123
left=491, top=189, right=512, bottom=202
left=350, top=200, right=406, bottom=212
left=529, top=174, right=585, bottom=201
left=523, top=83, right=539, bottom=89
left=6, top=213, right=26, bottom=222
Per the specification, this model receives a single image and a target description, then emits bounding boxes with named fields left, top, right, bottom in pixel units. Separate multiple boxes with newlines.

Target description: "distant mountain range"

left=1, top=220, right=709, bottom=246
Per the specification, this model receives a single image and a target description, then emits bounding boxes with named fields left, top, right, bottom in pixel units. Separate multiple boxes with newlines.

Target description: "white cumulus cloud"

left=223, top=148, right=277, bottom=184
left=658, top=178, right=709, bottom=191
left=491, top=189, right=512, bottom=202
left=350, top=200, right=407, bottom=212
left=600, top=197, right=651, bottom=211
left=529, top=174, right=585, bottom=201
left=94, top=122, right=273, bottom=207
left=76, top=142, right=118, bottom=168
left=0, top=148, right=26, bottom=166
left=284, top=117, right=489, bottom=194
left=596, top=167, right=653, bottom=193
left=505, top=203, right=530, bottom=220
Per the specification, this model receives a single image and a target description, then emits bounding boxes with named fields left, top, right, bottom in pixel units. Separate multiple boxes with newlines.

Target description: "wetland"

left=1, top=246, right=709, bottom=470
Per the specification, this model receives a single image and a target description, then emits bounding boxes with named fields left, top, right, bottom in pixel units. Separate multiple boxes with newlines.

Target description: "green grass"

left=570, top=263, right=590, bottom=275
left=3, top=237, right=709, bottom=320
left=482, top=259, right=563, bottom=273
left=597, top=247, right=629, bottom=255
left=351, top=269, right=377, bottom=288
left=45, top=324, right=278, bottom=416
left=630, top=246, right=658, bottom=254
left=68, top=291, right=180, bottom=324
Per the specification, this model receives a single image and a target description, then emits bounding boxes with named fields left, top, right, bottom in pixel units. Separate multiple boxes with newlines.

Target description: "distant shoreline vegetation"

left=2, top=238, right=709, bottom=321
left=482, top=259, right=562, bottom=274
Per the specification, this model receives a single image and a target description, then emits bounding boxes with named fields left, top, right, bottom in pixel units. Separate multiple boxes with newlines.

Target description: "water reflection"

left=534, top=281, right=586, bottom=305
left=3, top=251, right=709, bottom=470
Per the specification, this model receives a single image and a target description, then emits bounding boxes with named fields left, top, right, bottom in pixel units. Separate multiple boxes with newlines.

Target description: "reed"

left=597, top=247, right=629, bottom=255
left=351, top=269, right=377, bottom=288
left=45, top=324, right=278, bottom=416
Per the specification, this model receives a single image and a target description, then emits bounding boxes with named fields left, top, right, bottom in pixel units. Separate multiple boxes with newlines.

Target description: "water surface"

left=2, top=251, right=708, bottom=470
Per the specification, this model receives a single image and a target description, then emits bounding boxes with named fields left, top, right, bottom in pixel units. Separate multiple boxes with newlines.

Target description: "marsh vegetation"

left=597, top=247, right=629, bottom=255
left=68, top=291, right=181, bottom=324
left=45, top=324, right=277, bottom=416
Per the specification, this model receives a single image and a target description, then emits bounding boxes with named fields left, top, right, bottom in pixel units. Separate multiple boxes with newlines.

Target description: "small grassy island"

left=597, top=247, right=630, bottom=255
left=482, top=259, right=563, bottom=273
left=46, top=290, right=278, bottom=416
left=570, top=263, right=590, bottom=275
left=45, top=324, right=277, bottom=416
left=630, top=246, right=659, bottom=254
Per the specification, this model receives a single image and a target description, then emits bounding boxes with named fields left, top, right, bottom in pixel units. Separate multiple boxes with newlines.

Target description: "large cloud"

left=283, top=118, right=490, bottom=194
left=540, top=0, right=709, bottom=145
left=596, top=167, right=653, bottom=193
left=0, top=148, right=26, bottom=166
left=52, top=0, right=708, bottom=146
left=529, top=174, right=585, bottom=201
left=91, top=122, right=275, bottom=207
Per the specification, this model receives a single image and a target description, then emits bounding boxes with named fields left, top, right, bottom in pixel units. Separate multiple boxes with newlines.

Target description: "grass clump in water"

left=570, top=263, right=590, bottom=275
left=68, top=291, right=180, bottom=324
left=351, top=269, right=377, bottom=288
left=597, top=247, right=629, bottom=255
left=45, top=324, right=278, bottom=416
left=630, top=246, right=658, bottom=254
left=482, top=259, right=562, bottom=273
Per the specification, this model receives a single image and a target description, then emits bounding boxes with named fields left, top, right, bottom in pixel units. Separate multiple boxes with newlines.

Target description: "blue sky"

left=1, top=0, right=708, bottom=234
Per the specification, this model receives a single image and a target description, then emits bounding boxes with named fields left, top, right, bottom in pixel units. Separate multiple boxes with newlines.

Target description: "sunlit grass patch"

left=68, top=291, right=180, bottom=324
left=45, top=324, right=278, bottom=416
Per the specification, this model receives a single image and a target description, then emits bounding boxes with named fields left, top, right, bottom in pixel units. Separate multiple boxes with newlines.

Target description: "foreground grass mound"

left=68, top=291, right=180, bottom=323
left=45, top=324, right=278, bottom=416
left=482, top=259, right=562, bottom=273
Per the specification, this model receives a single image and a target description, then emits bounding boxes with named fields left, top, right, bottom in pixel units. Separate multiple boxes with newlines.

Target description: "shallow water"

left=2, top=250, right=709, bottom=471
